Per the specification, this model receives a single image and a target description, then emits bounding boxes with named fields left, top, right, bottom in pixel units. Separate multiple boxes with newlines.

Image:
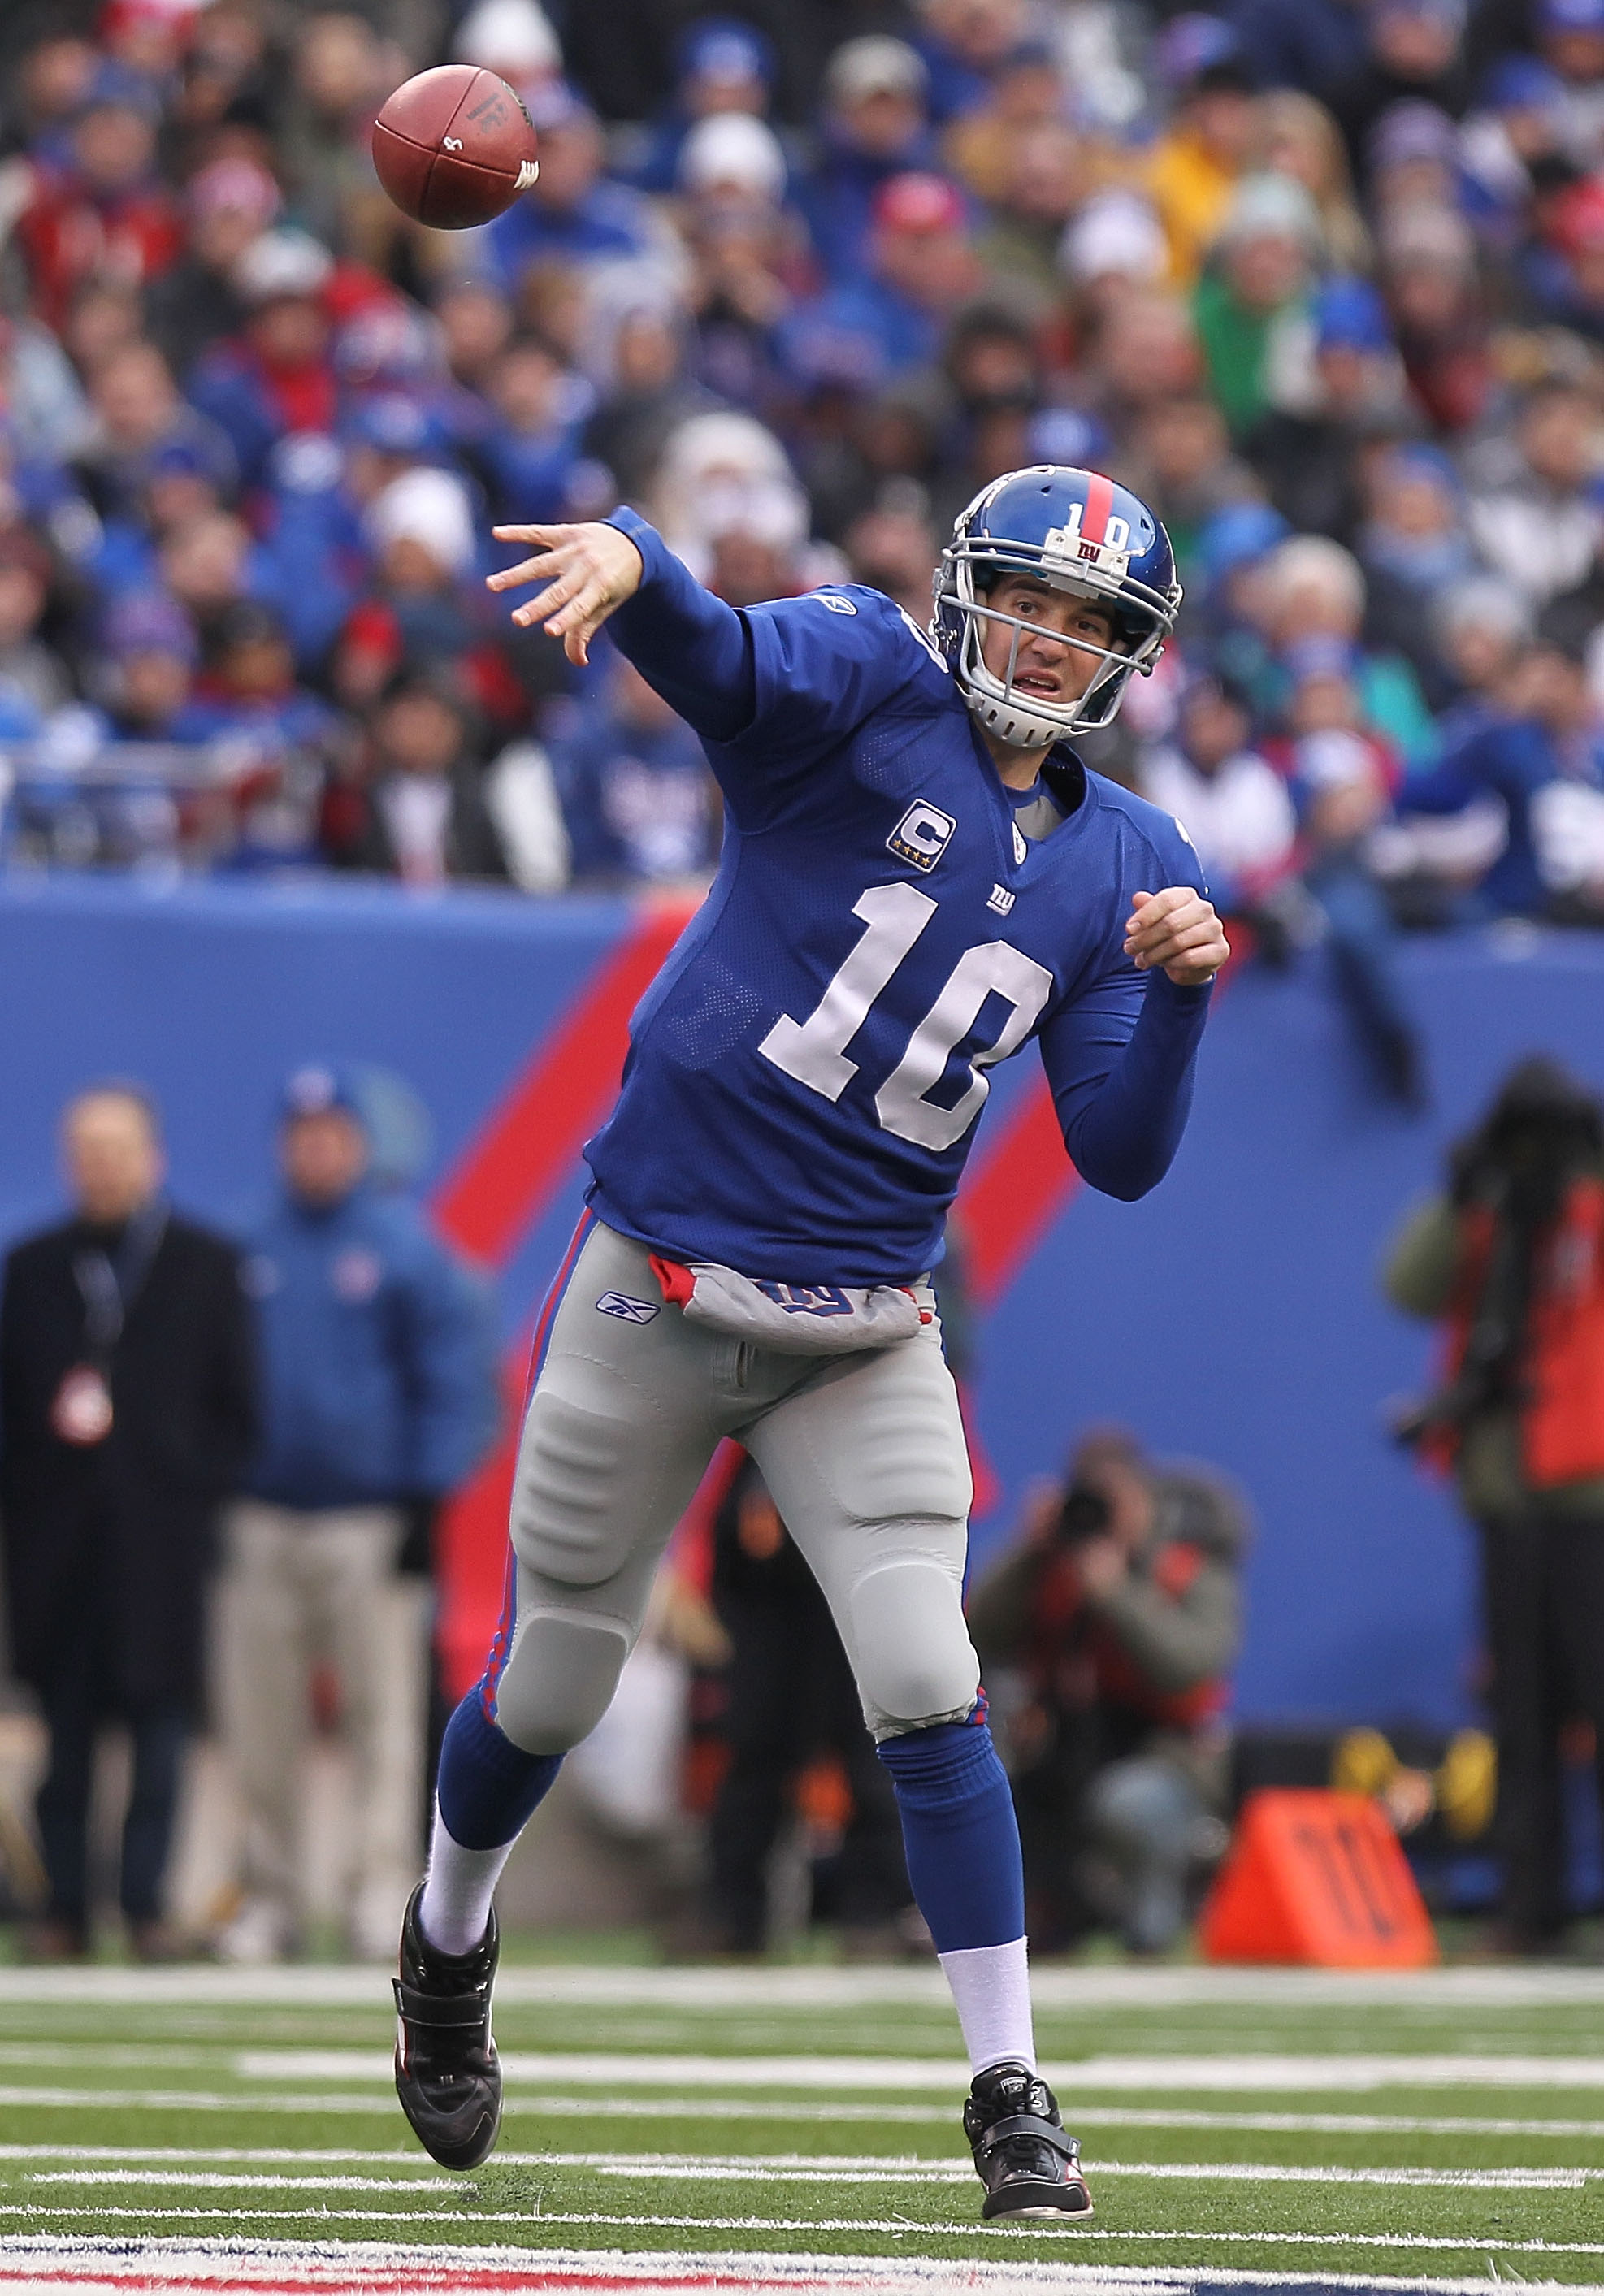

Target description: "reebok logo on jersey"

left=595, top=1292, right=661, bottom=1323
left=889, top=799, right=956, bottom=872
left=987, top=882, right=1016, bottom=916
left=815, top=592, right=857, bottom=614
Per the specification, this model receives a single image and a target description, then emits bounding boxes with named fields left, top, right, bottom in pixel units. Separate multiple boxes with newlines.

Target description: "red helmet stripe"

left=1082, top=470, right=1115, bottom=548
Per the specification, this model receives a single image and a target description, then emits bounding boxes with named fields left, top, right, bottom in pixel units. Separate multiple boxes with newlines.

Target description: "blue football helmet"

left=933, top=465, right=1182, bottom=748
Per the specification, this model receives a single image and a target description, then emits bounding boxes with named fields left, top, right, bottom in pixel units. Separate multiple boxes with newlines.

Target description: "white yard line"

left=2, top=2234, right=1602, bottom=2296
left=9, top=1965, right=1604, bottom=2009
left=235, top=2049, right=1604, bottom=2092
left=20, top=2155, right=1590, bottom=2193
left=8, top=2203, right=1604, bottom=2264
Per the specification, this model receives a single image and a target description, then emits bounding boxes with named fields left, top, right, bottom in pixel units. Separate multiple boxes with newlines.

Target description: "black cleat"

left=393, top=1882, right=502, bottom=2170
left=964, top=2060, right=1094, bottom=2223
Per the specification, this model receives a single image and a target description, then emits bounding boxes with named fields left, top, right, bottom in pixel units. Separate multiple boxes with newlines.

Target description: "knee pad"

left=511, top=1377, right=662, bottom=1588
left=492, top=1607, right=631, bottom=1756
left=848, top=1557, right=979, bottom=1734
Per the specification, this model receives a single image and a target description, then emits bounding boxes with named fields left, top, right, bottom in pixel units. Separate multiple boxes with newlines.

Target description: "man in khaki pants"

left=219, top=1069, right=496, bottom=1961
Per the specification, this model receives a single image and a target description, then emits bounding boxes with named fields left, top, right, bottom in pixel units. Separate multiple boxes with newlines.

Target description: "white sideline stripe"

left=21, top=2156, right=1592, bottom=2194
left=9, top=2103, right=1604, bottom=2158
left=10, top=1963, right=1604, bottom=2007
left=0, top=2087, right=401, bottom=2116
left=577, top=2158, right=1591, bottom=2192
left=26, top=2173, right=449, bottom=2194
left=2, top=2240, right=1601, bottom=2296
left=10, top=2205, right=1604, bottom=2264
left=11, top=2086, right=1604, bottom=2144
left=236, top=2048, right=1604, bottom=2093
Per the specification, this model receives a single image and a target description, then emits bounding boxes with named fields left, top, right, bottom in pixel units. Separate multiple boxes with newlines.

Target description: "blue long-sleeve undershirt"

left=604, top=508, right=754, bottom=741
left=1043, top=969, right=1212, bottom=1200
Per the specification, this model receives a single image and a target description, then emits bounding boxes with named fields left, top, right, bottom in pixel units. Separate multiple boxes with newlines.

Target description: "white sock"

left=939, top=1937, right=1036, bottom=2074
left=417, top=1801, right=515, bottom=1957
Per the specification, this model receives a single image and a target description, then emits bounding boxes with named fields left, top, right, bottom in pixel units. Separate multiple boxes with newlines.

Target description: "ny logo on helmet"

left=1043, top=505, right=1132, bottom=581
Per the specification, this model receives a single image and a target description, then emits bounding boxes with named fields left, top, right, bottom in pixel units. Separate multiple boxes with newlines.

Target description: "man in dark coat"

left=0, top=1083, right=256, bottom=1957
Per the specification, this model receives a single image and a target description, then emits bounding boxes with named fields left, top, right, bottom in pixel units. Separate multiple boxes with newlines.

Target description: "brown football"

left=371, top=65, right=539, bottom=231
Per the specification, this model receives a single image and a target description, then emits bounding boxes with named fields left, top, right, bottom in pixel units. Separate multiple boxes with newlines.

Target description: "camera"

left=1055, top=1482, right=1112, bottom=1546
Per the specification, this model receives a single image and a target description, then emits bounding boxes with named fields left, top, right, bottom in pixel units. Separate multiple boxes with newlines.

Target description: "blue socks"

left=875, top=1718, right=1025, bottom=1954
left=436, top=1692, right=563, bottom=1852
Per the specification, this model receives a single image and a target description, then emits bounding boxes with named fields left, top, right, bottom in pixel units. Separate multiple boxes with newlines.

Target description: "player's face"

left=978, top=574, right=1118, bottom=705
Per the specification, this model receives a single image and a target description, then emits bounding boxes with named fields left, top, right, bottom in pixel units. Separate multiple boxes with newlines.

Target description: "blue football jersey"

left=584, top=560, right=1210, bottom=1286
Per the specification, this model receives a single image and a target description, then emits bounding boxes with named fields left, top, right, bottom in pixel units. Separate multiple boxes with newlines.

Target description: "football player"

left=392, top=466, right=1228, bottom=2222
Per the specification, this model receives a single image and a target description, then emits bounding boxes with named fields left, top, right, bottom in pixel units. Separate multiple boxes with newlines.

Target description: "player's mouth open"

left=1013, top=671, right=1063, bottom=697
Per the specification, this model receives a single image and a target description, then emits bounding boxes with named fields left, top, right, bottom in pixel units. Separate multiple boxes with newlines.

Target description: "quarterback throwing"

left=391, top=464, right=1227, bottom=2224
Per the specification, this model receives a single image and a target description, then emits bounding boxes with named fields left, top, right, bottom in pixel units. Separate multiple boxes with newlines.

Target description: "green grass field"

left=0, top=1959, right=1602, bottom=2292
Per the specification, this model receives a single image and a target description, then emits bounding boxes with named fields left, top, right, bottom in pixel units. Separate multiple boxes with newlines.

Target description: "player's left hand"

left=1124, top=886, right=1229, bottom=986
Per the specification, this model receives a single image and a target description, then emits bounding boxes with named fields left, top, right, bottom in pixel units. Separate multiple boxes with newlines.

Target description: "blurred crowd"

left=0, top=0, right=1603, bottom=990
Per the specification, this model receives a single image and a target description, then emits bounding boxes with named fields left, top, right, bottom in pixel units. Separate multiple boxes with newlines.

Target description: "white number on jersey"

left=759, top=881, right=1054, bottom=1151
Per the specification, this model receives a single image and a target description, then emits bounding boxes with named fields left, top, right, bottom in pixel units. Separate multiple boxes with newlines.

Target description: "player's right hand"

left=487, top=522, right=644, bottom=665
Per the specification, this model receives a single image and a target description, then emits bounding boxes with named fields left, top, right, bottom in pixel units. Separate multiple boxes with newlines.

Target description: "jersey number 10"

left=759, top=881, right=1053, bottom=1153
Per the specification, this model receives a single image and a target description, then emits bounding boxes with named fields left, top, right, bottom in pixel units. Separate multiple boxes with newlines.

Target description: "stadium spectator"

left=92, top=591, right=202, bottom=741
left=968, top=1428, right=1244, bottom=1954
left=0, top=1084, right=255, bottom=1959
left=1192, top=173, right=1324, bottom=440
left=1140, top=670, right=1298, bottom=920
left=1255, top=91, right=1374, bottom=275
left=320, top=670, right=509, bottom=884
left=794, top=171, right=985, bottom=381
left=1278, top=694, right=1431, bottom=1103
left=0, top=531, right=70, bottom=716
left=546, top=652, right=717, bottom=884
left=796, top=37, right=936, bottom=286
left=1398, top=632, right=1604, bottom=919
left=217, top=1066, right=496, bottom=1963
left=696, top=1457, right=915, bottom=1957
left=1384, top=1059, right=1604, bottom=1952
left=475, top=333, right=586, bottom=526
left=1243, top=275, right=1414, bottom=549
left=144, top=158, right=281, bottom=384
left=1378, top=202, right=1494, bottom=434
left=1467, top=379, right=1604, bottom=609
left=186, top=228, right=339, bottom=490
left=274, top=12, right=393, bottom=264
left=1255, top=534, right=1438, bottom=766
left=1144, top=18, right=1259, bottom=286
left=1355, top=442, right=1476, bottom=695
left=14, top=65, right=182, bottom=334
left=483, top=80, right=657, bottom=293
left=627, top=18, right=778, bottom=195
left=76, top=338, right=233, bottom=522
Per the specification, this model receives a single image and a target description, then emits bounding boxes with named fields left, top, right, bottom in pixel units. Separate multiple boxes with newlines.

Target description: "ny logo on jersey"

left=986, top=882, right=1016, bottom=916
left=889, top=799, right=956, bottom=872
left=754, top=1281, right=854, bottom=1317
left=595, top=1291, right=660, bottom=1323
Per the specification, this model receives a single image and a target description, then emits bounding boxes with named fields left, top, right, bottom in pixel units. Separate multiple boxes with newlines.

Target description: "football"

left=371, top=64, right=539, bottom=231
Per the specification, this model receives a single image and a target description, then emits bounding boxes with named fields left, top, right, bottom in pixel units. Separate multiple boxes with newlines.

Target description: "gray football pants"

left=490, top=1218, right=981, bottom=1751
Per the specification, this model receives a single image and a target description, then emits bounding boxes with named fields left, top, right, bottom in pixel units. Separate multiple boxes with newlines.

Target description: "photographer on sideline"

left=1384, top=1057, right=1604, bottom=1955
left=967, top=1429, right=1245, bottom=1955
